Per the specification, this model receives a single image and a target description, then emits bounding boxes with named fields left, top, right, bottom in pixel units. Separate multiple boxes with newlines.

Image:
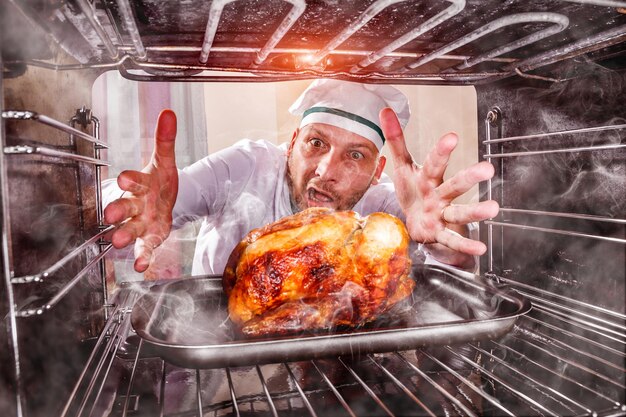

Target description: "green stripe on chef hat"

left=289, top=79, right=411, bottom=151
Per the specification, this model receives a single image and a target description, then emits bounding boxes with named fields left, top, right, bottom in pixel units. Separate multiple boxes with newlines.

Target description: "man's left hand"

left=379, top=107, right=499, bottom=258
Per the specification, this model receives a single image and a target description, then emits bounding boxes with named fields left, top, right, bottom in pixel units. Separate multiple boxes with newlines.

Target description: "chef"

left=103, top=79, right=498, bottom=275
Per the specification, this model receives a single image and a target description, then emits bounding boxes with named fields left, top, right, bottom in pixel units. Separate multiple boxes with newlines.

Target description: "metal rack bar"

left=75, top=308, right=132, bottom=417
left=72, top=331, right=122, bottom=417
left=225, top=368, right=241, bottom=417
left=444, top=346, right=558, bottom=415
left=284, top=363, right=317, bottom=417
left=254, top=0, right=306, bottom=66
left=351, top=0, right=465, bottom=72
left=123, top=59, right=504, bottom=80
left=513, top=23, right=626, bottom=73
left=196, top=369, right=204, bottom=417
left=116, top=45, right=517, bottom=64
left=90, top=115, right=109, bottom=320
left=366, top=354, right=437, bottom=417
left=59, top=300, right=125, bottom=417
left=489, top=273, right=626, bottom=320
left=484, top=220, right=626, bottom=244
left=199, top=0, right=250, bottom=63
left=4, top=145, right=110, bottom=166
left=121, top=339, right=143, bottom=417
left=123, top=71, right=503, bottom=84
left=67, top=109, right=109, bottom=322
left=6, top=48, right=501, bottom=81
left=394, top=352, right=479, bottom=417
left=525, top=293, right=626, bottom=333
left=406, top=13, right=569, bottom=70
left=307, top=0, right=408, bottom=67
left=87, top=315, right=133, bottom=417
left=336, top=357, right=394, bottom=417
left=496, top=338, right=624, bottom=404
left=516, top=323, right=625, bottom=372
left=2, top=110, right=108, bottom=148
left=10, top=225, right=113, bottom=284
left=523, top=315, right=626, bottom=359
left=159, top=361, right=167, bottom=417
left=483, top=123, right=626, bottom=144
left=531, top=306, right=626, bottom=345
left=115, top=0, right=146, bottom=59
left=0, top=49, right=25, bottom=417
left=499, top=208, right=626, bottom=224
left=200, top=0, right=306, bottom=65
left=17, top=55, right=132, bottom=72
left=485, top=111, right=497, bottom=271
left=484, top=143, right=626, bottom=158
left=563, top=0, right=626, bottom=6
left=420, top=350, right=516, bottom=417
left=15, top=244, right=113, bottom=317
left=532, top=304, right=626, bottom=342
left=311, top=360, right=357, bottom=417
left=454, top=20, right=569, bottom=71
left=255, top=365, right=279, bottom=417
left=74, top=0, right=119, bottom=59
left=511, top=335, right=626, bottom=390
left=455, top=14, right=572, bottom=70
left=470, top=343, right=593, bottom=414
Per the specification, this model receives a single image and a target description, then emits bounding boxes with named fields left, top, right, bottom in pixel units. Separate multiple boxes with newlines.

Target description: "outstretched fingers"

left=117, top=170, right=152, bottom=195
left=437, top=161, right=495, bottom=201
left=111, top=217, right=147, bottom=249
left=421, top=133, right=458, bottom=184
left=153, top=109, right=177, bottom=169
left=443, top=200, right=499, bottom=225
left=103, top=196, right=143, bottom=224
left=380, top=108, right=413, bottom=168
left=134, top=234, right=164, bottom=272
left=103, top=109, right=179, bottom=273
left=435, top=228, right=487, bottom=256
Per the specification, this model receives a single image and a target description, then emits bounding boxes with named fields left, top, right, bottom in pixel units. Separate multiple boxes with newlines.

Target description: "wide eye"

left=349, top=151, right=364, bottom=160
left=310, top=138, right=324, bottom=148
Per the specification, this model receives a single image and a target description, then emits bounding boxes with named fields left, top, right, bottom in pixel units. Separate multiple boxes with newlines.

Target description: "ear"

left=371, top=155, right=386, bottom=185
left=286, top=128, right=299, bottom=156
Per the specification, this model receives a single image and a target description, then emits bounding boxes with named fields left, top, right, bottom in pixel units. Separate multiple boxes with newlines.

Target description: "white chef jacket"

left=103, top=139, right=476, bottom=276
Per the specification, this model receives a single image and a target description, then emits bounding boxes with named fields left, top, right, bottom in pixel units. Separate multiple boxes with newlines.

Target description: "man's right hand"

left=104, top=109, right=179, bottom=272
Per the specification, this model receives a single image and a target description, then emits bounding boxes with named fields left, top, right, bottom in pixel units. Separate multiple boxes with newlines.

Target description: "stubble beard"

left=285, top=157, right=371, bottom=213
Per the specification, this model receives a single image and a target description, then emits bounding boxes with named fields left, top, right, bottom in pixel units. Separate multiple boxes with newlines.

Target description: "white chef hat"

left=289, top=79, right=410, bottom=151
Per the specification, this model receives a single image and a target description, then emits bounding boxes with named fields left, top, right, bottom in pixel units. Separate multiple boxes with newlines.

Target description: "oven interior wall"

left=1, top=58, right=107, bottom=416
left=477, top=67, right=626, bottom=313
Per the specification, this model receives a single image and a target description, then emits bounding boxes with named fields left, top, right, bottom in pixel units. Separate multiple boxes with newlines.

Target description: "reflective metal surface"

left=131, top=266, right=531, bottom=369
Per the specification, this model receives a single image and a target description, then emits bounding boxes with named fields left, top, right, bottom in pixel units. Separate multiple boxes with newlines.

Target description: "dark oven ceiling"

left=1, top=0, right=626, bottom=83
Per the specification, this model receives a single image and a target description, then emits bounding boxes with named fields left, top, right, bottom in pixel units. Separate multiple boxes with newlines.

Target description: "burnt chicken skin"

left=223, top=207, right=413, bottom=337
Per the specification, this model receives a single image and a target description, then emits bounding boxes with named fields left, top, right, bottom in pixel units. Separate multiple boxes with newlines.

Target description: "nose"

left=314, top=149, right=342, bottom=181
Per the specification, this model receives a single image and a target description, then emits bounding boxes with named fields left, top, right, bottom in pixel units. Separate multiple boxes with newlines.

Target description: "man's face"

left=286, top=123, right=386, bottom=212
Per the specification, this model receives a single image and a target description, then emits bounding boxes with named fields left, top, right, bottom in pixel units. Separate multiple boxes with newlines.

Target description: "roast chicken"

left=223, top=207, right=414, bottom=337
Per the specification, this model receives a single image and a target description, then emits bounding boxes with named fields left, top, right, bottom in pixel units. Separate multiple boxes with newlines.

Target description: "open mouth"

left=307, top=187, right=335, bottom=205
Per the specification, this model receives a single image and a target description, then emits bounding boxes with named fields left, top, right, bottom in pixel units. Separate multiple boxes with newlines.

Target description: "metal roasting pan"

left=130, top=265, right=531, bottom=369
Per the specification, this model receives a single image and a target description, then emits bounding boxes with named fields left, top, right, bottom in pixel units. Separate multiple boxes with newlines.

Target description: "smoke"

left=495, top=62, right=625, bottom=221
left=155, top=287, right=233, bottom=344
left=522, top=58, right=625, bottom=122
left=557, top=157, right=625, bottom=216
left=20, top=203, right=78, bottom=269
left=503, top=133, right=625, bottom=219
